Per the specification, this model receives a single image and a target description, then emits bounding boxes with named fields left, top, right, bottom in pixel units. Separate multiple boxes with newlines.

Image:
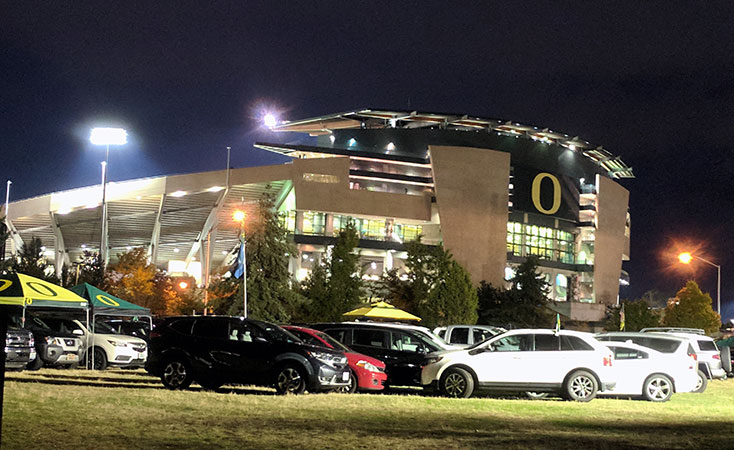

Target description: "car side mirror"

left=73, top=329, right=84, bottom=336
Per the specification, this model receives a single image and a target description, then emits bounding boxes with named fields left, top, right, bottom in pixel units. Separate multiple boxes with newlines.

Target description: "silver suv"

left=641, top=328, right=726, bottom=380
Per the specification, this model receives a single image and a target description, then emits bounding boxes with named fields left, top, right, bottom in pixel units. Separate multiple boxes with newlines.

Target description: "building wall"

left=593, top=174, right=630, bottom=306
left=430, top=145, right=510, bottom=287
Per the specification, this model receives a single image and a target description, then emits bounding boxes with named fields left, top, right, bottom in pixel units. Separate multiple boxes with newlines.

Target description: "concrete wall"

left=593, top=175, right=630, bottom=306
left=430, top=145, right=510, bottom=287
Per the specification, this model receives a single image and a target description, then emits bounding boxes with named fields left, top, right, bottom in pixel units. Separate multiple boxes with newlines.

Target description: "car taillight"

left=713, top=354, right=720, bottom=360
left=689, top=352, right=697, bottom=361
left=603, top=351, right=613, bottom=367
left=150, top=330, right=161, bottom=339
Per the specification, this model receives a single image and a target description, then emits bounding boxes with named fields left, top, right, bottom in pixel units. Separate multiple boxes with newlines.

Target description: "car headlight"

left=307, top=350, right=345, bottom=367
left=356, top=360, right=384, bottom=373
left=107, top=340, right=128, bottom=347
left=44, top=336, right=64, bottom=346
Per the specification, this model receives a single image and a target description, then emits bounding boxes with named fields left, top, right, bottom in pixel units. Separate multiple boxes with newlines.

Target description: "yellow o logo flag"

left=531, top=173, right=561, bottom=215
left=96, top=294, right=120, bottom=307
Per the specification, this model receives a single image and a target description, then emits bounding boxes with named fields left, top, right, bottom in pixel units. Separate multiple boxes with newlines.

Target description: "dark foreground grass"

left=2, top=369, right=733, bottom=449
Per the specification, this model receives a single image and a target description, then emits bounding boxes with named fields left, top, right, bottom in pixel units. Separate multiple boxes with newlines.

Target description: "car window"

left=561, top=335, right=594, bottom=351
left=193, top=319, right=229, bottom=339
left=600, top=335, right=681, bottom=353
left=250, top=321, right=300, bottom=344
left=472, top=329, right=494, bottom=344
left=491, top=334, right=532, bottom=352
left=391, top=331, right=427, bottom=353
left=697, top=340, right=717, bottom=351
left=449, top=327, right=469, bottom=344
left=323, top=328, right=351, bottom=346
left=169, top=319, right=195, bottom=335
left=315, top=331, right=350, bottom=352
left=436, top=329, right=446, bottom=339
left=534, top=334, right=559, bottom=351
left=612, top=347, right=648, bottom=360
left=229, top=322, right=264, bottom=343
left=353, top=329, right=388, bottom=349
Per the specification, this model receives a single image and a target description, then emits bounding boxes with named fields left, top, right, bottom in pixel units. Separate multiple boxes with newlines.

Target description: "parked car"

left=147, top=316, right=351, bottom=394
left=640, top=327, right=726, bottom=380
left=99, top=318, right=151, bottom=342
left=310, top=322, right=455, bottom=387
left=596, top=331, right=709, bottom=393
left=598, top=341, right=698, bottom=402
left=283, top=325, right=387, bottom=393
left=40, top=317, right=147, bottom=370
left=434, top=325, right=505, bottom=347
left=421, top=329, right=615, bottom=401
left=4, top=327, right=36, bottom=370
left=15, top=313, right=84, bottom=370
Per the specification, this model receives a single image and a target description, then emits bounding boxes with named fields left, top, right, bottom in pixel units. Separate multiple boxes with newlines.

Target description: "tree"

left=477, top=257, right=553, bottom=328
left=8, top=236, right=59, bottom=283
left=61, top=250, right=105, bottom=288
left=604, top=299, right=661, bottom=331
left=663, top=281, right=721, bottom=334
left=300, top=220, right=364, bottom=322
left=381, top=238, right=477, bottom=328
left=105, top=247, right=164, bottom=313
left=214, top=192, right=305, bottom=322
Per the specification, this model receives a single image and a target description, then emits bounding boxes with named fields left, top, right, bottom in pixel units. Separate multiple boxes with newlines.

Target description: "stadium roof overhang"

left=266, top=108, right=634, bottom=179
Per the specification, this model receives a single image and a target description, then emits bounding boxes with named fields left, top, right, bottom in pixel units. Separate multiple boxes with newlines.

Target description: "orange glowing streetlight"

left=178, top=281, right=188, bottom=289
left=232, top=209, right=248, bottom=318
left=677, top=251, right=720, bottom=315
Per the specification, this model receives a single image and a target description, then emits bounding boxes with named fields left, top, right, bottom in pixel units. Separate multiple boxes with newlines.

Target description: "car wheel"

left=525, top=392, right=549, bottom=400
left=275, top=364, right=307, bottom=395
left=563, top=370, right=598, bottom=402
left=161, top=358, right=193, bottom=390
left=692, top=370, right=708, bottom=393
left=642, top=374, right=673, bottom=402
left=336, top=369, right=358, bottom=394
left=27, top=357, right=43, bottom=371
left=440, top=367, right=474, bottom=398
left=92, top=348, right=108, bottom=370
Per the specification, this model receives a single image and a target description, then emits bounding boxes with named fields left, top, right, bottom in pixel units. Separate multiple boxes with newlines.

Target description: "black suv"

left=310, top=322, right=448, bottom=387
left=147, top=316, right=351, bottom=394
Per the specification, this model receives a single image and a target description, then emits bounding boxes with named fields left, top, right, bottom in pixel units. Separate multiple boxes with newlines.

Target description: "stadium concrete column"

left=429, top=145, right=510, bottom=288
left=593, top=174, right=630, bottom=305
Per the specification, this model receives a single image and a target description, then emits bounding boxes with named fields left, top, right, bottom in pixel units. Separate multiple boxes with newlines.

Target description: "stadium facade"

left=2, top=109, right=632, bottom=323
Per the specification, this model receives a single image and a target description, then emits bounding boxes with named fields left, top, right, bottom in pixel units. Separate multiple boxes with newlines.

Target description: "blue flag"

left=232, top=236, right=245, bottom=279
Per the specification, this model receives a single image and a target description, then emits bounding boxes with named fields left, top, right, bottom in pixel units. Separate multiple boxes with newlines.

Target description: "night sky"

left=3, top=2, right=734, bottom=321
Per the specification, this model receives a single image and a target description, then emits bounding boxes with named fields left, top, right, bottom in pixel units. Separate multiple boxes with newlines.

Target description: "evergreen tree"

left=62, top=250, right=106, bottom=288
left=300, top=220, right=364, bottom=322
left=222, top=192, right=305, bottom=322
left=663, top=281, right=721, bottom=334
left=604, top=299, right=661, bottom=331
left=9, top=236, right=59, bottom=283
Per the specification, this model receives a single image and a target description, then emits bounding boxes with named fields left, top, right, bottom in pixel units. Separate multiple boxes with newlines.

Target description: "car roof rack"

left=640, top=327, right=706, bottom=335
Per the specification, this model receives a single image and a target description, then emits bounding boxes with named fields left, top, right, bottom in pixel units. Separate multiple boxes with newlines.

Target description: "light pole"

left=678, top=252, right=721, bottom=315
left=90, top=127, right=127, bottom=267
left=233, top=210, right=247, bottom=318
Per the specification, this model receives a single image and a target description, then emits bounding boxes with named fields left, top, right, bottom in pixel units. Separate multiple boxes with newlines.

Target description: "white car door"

left=605, top=345, right=649, bottom=395
left=472, top=333, right=534, bottom=384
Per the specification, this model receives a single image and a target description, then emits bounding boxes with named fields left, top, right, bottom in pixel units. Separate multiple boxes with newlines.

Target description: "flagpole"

left=242, top=229, right=247, bottom=319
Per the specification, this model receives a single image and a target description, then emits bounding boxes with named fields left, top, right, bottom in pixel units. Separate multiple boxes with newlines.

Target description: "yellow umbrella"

left=343, top=301, right=421, bottom=322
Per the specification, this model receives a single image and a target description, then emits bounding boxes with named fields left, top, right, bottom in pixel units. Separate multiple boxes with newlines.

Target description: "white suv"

left=43, top=318, right=148, bottom=370
left=434, top=325, right=505, bottom=347
left=421, top=329, right=615, bottom=401
left=640, top=328, right=726, bottom=380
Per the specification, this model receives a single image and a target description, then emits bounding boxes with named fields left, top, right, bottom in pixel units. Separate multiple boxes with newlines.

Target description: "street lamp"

left=90, top=127, right=127, bottom=267
left=678, top=252, right=721, bottom=315
left=233, top=210, right=248, bottom=318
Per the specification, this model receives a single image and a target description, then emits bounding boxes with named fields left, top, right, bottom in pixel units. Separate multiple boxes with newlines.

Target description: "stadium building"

left=2, top=109, right=632, bottom=323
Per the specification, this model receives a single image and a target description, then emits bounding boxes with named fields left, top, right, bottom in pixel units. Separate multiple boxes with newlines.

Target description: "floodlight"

left=90, top=128, right=127, bottom=146
left=263, top=114, right=277, bottom=128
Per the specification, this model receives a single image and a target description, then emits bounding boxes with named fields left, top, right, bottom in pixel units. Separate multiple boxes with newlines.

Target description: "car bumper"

left=109, top=349, right=148, bottom=367
left=41, top=345, right=83, bottom=365
left=312, top=365, right=351, bottom=391
left=420, top=363, right=442, bottom=386
left=675, top=371, right=699, bottom=393
left=5, top=347, right=33, bottom=368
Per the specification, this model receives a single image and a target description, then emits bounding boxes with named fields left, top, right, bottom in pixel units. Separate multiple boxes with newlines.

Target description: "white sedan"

left=599, top=341, right=698, bottom=402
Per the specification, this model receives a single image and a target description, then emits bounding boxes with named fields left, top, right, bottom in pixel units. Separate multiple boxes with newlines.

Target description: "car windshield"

left=43, top=318, right=85, bottom=335
left=469, top=330, right=509, bottom=350
left=252, top=321, right=300, bottom=344
left=93, top=321, right=119, bottom=334
left=316, top=331, right=351, bottom=352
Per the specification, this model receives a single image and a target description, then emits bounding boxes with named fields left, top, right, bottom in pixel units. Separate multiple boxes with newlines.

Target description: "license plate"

left=342, top=371, right=350, bottom=381
left=138, top=353, right=145, bottom=359
left=66, top=354, right=78, bottom=361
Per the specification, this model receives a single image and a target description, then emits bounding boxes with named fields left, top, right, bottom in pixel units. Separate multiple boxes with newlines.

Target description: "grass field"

left=2, top=369, right=733, bottom=449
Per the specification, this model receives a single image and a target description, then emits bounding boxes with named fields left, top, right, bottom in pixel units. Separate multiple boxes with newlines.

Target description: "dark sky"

left=2, top=2, right=734, bottom=321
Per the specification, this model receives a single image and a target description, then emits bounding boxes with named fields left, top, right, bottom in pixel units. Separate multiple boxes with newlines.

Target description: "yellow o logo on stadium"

left=96, top=294, right=120, bottom=307
left=531, top=173, right=561, bottom=215
left=0, top=279, right=12, bottom=292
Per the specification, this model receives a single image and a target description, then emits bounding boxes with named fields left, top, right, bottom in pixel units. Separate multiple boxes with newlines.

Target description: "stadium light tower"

left=678, top=252, right=721, bottom=315
left=90, top=127, right=127, bottom=266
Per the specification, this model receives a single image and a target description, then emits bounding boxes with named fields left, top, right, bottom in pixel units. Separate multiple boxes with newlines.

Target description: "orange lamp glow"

left=678, top=252, right=693, bottom=264
left=233, top=210, right=246, bottom=222
left=179, top=281, right=189, bottom=289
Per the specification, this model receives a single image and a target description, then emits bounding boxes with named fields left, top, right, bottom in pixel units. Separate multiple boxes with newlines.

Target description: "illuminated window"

left=302, top=211, right=326, bottom=235
left=506, top=221, right=576, bottom=264
left=555, top=274, right=568, bottom=301
left=302, top=173, right=339, bottom=183
left=279, top=210, right=296, bottom=232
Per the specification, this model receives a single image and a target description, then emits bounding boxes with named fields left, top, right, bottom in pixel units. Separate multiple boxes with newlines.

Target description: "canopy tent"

left=70, top=283, right=151, bottom=317
left=343, top=301, right=422, bottom=322
left=0, top=273, right=88, bottom=309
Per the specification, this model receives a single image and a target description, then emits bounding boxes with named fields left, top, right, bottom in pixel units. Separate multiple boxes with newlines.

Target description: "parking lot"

left=3, top=368, right=734, bottom=449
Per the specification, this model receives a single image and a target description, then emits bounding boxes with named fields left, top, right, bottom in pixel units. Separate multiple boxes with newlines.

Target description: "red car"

left=284, top=325, right=387, bottom=393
